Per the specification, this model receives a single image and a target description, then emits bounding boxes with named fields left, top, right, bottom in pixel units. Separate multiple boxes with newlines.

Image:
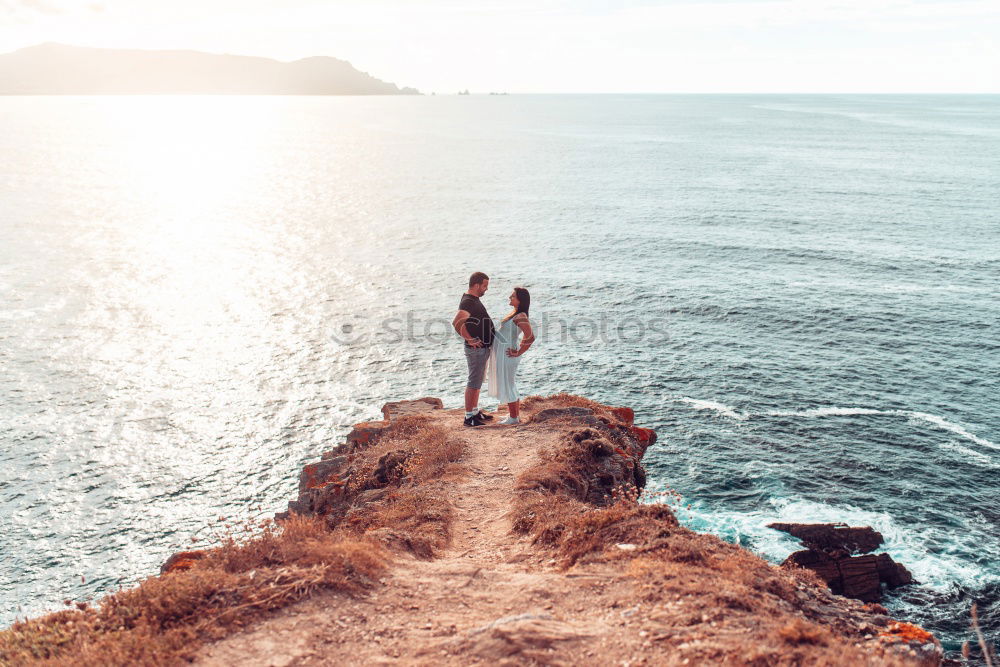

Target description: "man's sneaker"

left=475, top=409, right=494, bottom=421
left=463, top=413, right=487, bottom=427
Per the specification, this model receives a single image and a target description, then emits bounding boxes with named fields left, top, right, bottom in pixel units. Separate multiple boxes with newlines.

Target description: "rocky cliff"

left=0, top=394, right=942, bottom=666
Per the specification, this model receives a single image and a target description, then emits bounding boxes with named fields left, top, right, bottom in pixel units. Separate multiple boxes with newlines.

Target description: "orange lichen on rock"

left=346, top=421, right=389, bottom=448
left=159, top=550, right=206, bottom=574
left=627, top=426, right=656, bottom=445
left=609, top=407, right=634, bottom=425
left=301, top=463, right=330, bottom=490
left=879, top=621, right=935, bottom=644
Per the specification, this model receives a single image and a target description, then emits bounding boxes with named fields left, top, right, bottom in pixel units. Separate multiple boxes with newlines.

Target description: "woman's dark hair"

left=512, top=286, right=530, bottom=317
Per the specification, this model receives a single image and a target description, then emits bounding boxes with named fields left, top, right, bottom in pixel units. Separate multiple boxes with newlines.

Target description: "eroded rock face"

left=558, top=419, right=651, bottom=504
left=345, top=398, right=444, bottom=451
left=771, top=522, right=914, bottom=603
left=280, top=399, right=447, bottom=520
left=609, top=407, right=634, bottom=425
left=282, top=398, right=654, bottom=521
left=346, top=422, right=390, bottom=449
left=282, top=399, right=447, bottom=517
left=876, top=553, right=915, bottom=589
left=299, top=457, right=347, bottom=493
left=514, top=403, right=656, bottom=505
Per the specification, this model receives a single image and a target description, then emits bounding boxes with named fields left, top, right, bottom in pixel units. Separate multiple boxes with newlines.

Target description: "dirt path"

left=197, top=408, right=663, bottom=667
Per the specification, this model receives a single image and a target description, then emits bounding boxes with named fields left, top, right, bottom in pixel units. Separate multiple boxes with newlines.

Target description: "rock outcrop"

left=770, top=522, right=914, bottom=602
left=382, top=397, right=444, bottom=420
left=281, top=397, right=444, bottom=518
left=525, top=405, right=652, bottom=503
left=12, top=394, right=943, bottom=667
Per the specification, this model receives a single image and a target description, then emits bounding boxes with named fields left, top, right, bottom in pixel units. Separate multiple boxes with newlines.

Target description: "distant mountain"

left=0, top=43, right=420, bottom=95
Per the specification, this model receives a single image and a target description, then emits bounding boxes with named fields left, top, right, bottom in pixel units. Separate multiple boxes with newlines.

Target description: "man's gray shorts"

left=465, top=345, right=490, bottom=389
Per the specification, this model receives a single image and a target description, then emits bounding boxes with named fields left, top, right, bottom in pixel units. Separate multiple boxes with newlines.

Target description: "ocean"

left=1, top=94, right=997, bottom=656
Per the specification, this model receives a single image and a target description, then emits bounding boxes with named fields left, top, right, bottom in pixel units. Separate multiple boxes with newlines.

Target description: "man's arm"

left=453, top=310, right=483, bottom=347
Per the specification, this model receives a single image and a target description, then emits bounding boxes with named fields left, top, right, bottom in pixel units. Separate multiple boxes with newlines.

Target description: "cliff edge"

left=201, top=395, right=940, bottom=666
left=0, top=395, right=941, bottom=666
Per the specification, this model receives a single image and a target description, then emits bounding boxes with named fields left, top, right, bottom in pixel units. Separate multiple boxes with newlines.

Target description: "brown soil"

left=194, top=397, right=932, bottom=667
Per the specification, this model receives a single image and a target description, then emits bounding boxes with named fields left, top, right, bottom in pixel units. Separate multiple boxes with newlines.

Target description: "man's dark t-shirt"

left=459, top=294, right=495, bottom=348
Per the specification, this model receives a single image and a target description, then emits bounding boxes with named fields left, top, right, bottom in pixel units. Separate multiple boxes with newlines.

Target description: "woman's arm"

left=508, top=315, right=535, bottom=357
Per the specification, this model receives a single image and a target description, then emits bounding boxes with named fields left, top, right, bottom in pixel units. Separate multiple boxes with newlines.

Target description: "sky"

left=1, top=0, right=998, bottom=93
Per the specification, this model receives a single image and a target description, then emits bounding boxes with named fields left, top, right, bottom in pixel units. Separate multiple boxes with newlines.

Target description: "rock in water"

left=838, top=554, right=882, bottom=602
left=876, top=553, right=915, bottom=588
left=771, top=522, right=915, bottom=602
left=768, top=522, right=884, bottom=557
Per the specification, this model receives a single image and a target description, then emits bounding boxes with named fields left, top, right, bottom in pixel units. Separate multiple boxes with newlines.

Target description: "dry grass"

left=341, top=487, right=453, bottom=559
left=3, top=398, right=926, bottom=666
left=521, top=393, right=619, bottom=422
left=508, top=407, right=922, bottom=666
left=522, top=393, right=608, bottom=411
left=329, top=417, right=464, bottom=558
left=618, top=518, right=919, bottom=665
left=0, top=516, right=385, bottom=666
left=510, top=421, right=676, bottom=567
left=344, top=415, right=463, bottom=490
left=0, top=415, right=464, bottom=666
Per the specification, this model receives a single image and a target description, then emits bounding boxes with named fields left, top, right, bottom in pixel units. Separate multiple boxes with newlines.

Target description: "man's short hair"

left=469, top=271, right=489, bottom=288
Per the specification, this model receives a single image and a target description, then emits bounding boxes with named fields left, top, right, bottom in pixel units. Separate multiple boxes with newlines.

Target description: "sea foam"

left=664, top=492, right=998, bottom=593
left=677, top=397, right=747, bottom=421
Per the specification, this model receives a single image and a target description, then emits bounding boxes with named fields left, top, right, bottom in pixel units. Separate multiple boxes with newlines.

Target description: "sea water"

left=1, top=94, right=997, bottom=655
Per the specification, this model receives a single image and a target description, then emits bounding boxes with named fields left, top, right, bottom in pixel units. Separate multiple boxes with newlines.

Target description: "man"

left=452, top=271, right=496, bottom=427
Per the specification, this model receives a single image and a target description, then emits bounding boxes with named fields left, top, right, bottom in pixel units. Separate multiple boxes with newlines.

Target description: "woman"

left=487, top=287, right=535, bottom=425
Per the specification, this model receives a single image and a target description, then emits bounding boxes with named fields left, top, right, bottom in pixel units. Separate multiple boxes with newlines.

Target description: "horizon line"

left=1, top=91, right=998, bottom=97
left=5, top=44, right=997, bottom=96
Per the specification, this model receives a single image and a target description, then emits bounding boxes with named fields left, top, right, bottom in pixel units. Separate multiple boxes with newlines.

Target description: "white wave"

left=678, top=397, right=747, bottom=421
left=764, top=405, right=997, bottom=453
left=664, top=493, right=998, bottom=591
left=678, top=397, right=998, bottom=457
left=767, top=406, right=890, bottom=418
left=904, top=411, right=1000, bottom=451
left=938, top=441, right=1000, bottom=470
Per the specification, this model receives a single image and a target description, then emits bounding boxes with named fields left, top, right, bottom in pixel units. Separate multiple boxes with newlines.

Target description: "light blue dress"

left=487, top=316, right=522, bottom=404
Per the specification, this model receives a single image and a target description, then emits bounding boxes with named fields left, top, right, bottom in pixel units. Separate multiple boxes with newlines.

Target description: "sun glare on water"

left=75, top=96, right=302, bottom=463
